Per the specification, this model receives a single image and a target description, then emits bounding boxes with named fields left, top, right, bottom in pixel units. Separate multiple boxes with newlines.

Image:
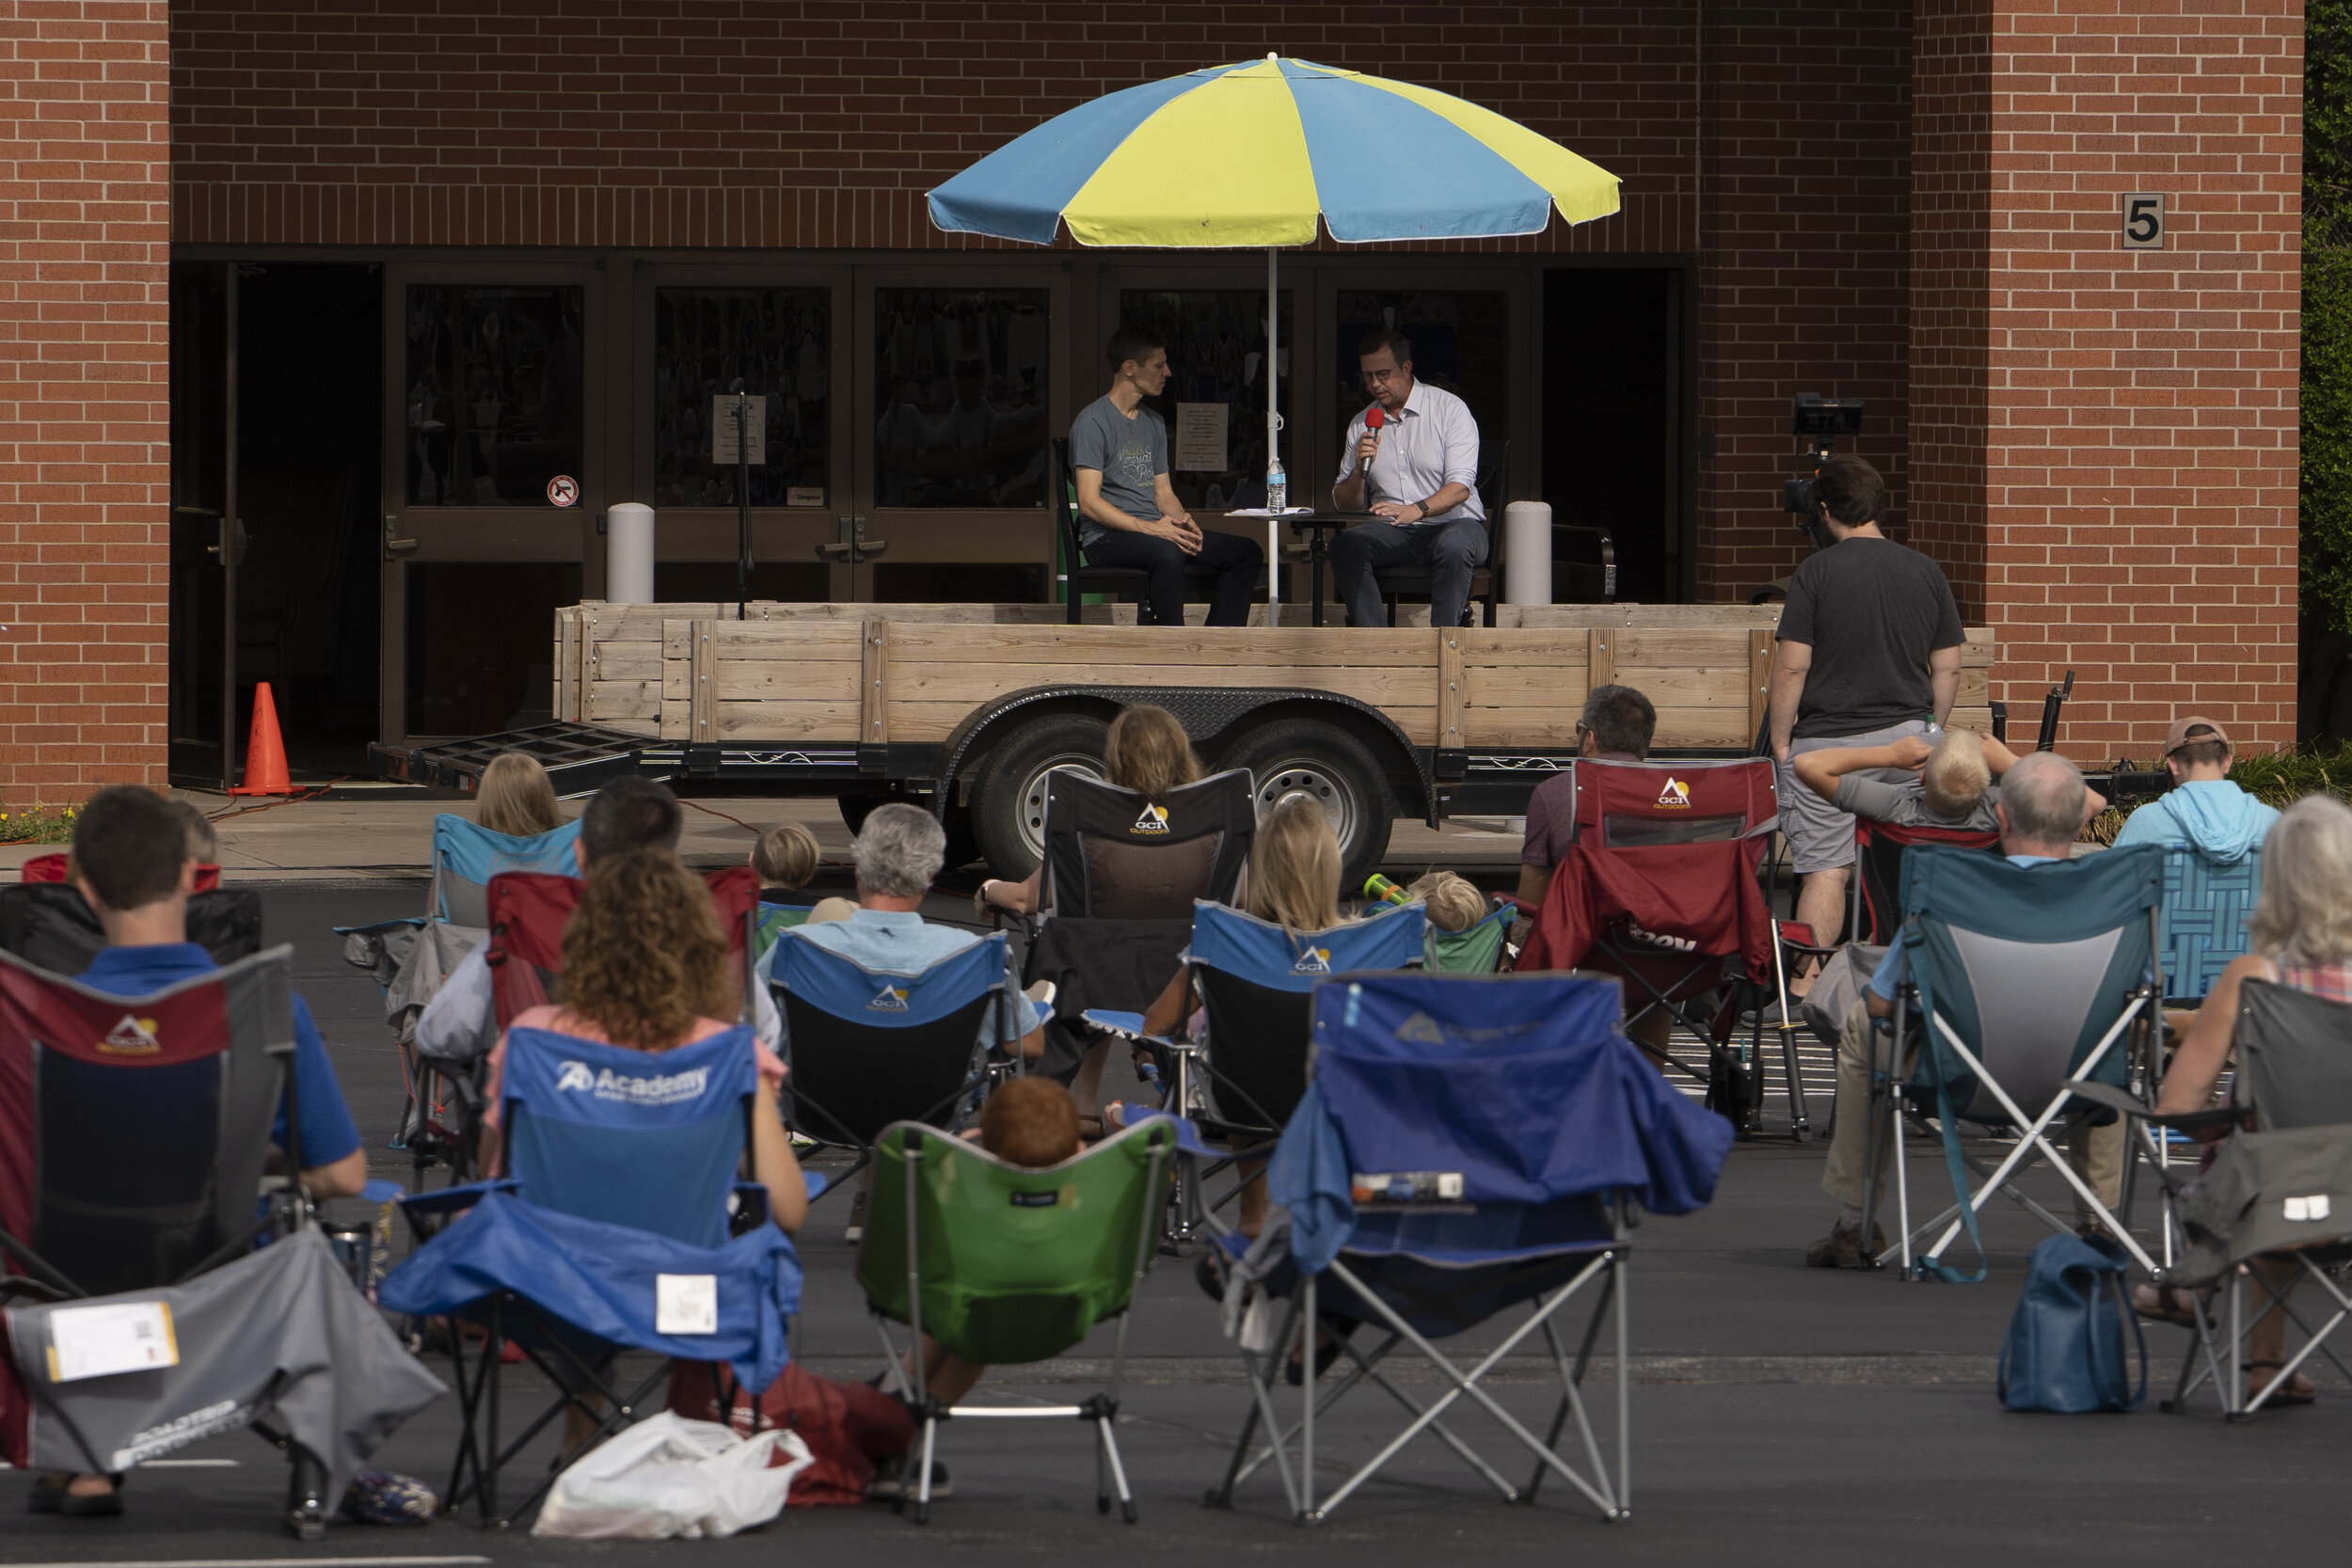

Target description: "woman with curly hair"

left=477, top=847, right=808, bottom=1234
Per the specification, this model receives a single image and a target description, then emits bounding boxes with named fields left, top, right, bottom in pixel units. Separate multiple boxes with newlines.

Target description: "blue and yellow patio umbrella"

left=930, top=55, right=1619, bottom=610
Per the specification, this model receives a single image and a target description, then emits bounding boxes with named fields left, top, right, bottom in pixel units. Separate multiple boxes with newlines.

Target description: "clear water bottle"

left=1265, top=453, right=1287, bottom=514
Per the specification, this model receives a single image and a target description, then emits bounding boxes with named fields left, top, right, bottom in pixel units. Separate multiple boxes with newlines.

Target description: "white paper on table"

left=656, top=1274, right=719, bottom=1335
left=46, top=1301, right=179, bottom=1383
left=1224, top=507, right=1316, bottom=517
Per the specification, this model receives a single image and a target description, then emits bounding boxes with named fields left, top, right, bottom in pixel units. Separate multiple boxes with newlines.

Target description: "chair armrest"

left=2063, top=1078, right=2245, bottom=1133
left=1078, top=1008, right=1179, bottom=1048
left=398, top=1178, right=517, bottom=1219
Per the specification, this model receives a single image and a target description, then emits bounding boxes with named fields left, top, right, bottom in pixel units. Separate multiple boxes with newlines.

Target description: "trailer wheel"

left=968, top=713, right=1109, bottom=877
left=1220, top=720, right=1393, bottom=890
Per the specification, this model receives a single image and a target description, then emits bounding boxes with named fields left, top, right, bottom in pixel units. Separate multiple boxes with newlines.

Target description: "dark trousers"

left=1328, top=516, right=1488, bottom=627
left=1083, top=527, right=1263, bottom=626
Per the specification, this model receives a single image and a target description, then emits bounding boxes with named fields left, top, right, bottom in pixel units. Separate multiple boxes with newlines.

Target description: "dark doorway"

left=234, top=264, right=383, bottom=775
left=1543, top=270, right=1678, bottom=604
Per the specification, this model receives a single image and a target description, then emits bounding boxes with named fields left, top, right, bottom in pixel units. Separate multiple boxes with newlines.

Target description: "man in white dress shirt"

left=1328, top=330, right=1487, bottom=628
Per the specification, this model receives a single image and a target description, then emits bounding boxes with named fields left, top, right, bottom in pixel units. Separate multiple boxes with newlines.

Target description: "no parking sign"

left=547, top=474, right=580, bottom=508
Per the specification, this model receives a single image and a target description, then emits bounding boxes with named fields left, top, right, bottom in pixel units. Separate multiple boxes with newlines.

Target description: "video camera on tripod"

left=1781, top=393, right=1866, bottom=550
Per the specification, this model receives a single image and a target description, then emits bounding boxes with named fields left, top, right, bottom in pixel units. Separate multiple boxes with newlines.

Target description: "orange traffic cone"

left=228, top=682, right=296, bottom=796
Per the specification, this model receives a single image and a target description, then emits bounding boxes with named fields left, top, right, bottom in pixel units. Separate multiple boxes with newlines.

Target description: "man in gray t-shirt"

left=1790, top=729, right=2103, bottom=834
left=1067, top=325, right=1261, bottom=626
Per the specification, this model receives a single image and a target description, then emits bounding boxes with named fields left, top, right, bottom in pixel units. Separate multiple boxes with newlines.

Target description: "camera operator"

left=1768, top=454, right=1964, bottom=990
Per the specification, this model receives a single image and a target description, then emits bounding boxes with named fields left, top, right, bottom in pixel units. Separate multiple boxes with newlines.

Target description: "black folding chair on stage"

left=1513, top=757, right=1812, bottom=1139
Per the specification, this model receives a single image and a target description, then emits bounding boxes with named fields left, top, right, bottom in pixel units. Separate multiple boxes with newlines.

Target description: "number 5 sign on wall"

left=2122, top=194, right=2165, bottom=251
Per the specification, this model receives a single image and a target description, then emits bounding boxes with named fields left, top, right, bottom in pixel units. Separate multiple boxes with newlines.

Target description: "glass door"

left=381, top=262, right=601, bottom=743
left=168, top=261, right=237, bottom=785
left=851, top=265, right=1065, bottom=603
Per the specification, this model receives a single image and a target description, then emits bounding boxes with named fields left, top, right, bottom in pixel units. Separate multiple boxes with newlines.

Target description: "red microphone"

left=1364, top=404, right=1387, bottom=436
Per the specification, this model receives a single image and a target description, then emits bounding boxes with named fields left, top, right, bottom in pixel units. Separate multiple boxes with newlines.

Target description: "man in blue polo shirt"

left=1805, top=752, right=2120, bottom=1268
left=34, top=787, right=369, bottom=1516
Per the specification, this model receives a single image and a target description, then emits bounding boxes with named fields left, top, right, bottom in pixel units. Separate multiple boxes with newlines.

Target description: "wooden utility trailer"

left=511, top=601, right=1997, bottom=883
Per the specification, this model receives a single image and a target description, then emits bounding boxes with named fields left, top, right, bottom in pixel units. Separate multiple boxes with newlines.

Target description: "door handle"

left=385, top=515, right=419, bottom=556
left=207, top=517, right=250, bottom=565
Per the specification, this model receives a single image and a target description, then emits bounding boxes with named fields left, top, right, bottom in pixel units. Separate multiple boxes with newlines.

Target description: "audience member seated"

left=37, top=786, right=370, bottom=1516
left=1789, top=727, right=2103, bottom=832
left=474, top=751, right=566, bottom=838
left=2133, top=794, right=2347, bottom=1403
left=1407, top=869, right=1486, bottom=932
left=972, top=703, right=1204, bottom=921
left=2111, top=713, right=2280, bottom=857
left=754, top=821, right=823, bottom=905
left=416, top=775, right=783, bottom=1058
left=474, top=846, right=811, bottom=1455
left=1804, top=752, right=2120, bottom=1269
left=19, top=799, right=221, bottom=890
left=1134, top=792, right=1348, bottom=1237
left=781, top=803, right=1046, bottom=1056
left=1514, top=683, right=1656, bottom=915
left=867, top=1075, right=1086, bottom=1499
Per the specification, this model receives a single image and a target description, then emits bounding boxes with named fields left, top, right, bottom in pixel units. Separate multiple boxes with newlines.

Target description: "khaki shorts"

left=1776, top=719, right=1931, bottom=874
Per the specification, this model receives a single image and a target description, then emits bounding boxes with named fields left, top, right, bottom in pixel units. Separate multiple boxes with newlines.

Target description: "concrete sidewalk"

left=0, top=790, right=1531, bottom=885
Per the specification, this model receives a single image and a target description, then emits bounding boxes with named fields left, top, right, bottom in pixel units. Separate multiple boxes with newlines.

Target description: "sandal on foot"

left=2133, top=1283, right=2200, bottom=1329
left=2247, top=1359, right=2317, bottom=1406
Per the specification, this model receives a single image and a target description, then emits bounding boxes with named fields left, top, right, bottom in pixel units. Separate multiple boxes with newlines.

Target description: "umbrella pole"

left=1267, top=245, right=1280, bottom=626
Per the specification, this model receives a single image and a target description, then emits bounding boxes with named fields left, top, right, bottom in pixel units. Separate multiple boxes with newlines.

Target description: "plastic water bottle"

left=1265, top=453, right=1287, bottom=514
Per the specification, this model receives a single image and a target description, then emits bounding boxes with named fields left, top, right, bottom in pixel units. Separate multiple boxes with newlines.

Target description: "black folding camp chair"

left=1, top=881, right=262, bottom=972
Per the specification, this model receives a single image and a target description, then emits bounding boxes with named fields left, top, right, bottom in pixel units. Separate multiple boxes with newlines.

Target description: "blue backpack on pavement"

left=1996, top=1232, right=2146, bottom=1412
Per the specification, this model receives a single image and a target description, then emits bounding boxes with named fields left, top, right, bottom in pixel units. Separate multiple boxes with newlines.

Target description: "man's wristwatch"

left=1413, top=500, right=1431, bottom=521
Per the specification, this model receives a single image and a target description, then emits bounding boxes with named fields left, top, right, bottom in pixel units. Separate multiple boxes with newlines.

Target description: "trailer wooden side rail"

left=528, top=601, right=1995, bottom=882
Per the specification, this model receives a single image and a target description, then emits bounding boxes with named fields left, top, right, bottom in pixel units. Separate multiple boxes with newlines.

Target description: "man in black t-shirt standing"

left=1767, top=455, right=1965, bottom=986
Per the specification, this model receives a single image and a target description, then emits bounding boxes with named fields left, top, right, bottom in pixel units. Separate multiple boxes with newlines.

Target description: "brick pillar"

left=1909, top=0, right=2303, bottom=754
left=0, top=0, right=172, bottom=802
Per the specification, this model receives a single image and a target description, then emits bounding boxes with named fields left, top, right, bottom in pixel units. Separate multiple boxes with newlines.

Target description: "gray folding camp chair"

left=2071, top=976, right=2352, bottom=1418
left=1864, top=845, right=2167, bottom=1279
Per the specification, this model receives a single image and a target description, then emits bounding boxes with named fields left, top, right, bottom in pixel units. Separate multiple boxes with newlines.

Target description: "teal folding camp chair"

left=856, top=1117, right=1177, bottom=1524
left=2157, top=845, right=2260, bottom=1004
left=1424, top=903, right=1513, bottom=974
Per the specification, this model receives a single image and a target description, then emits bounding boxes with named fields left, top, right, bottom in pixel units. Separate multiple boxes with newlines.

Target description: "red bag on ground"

left=667, top=1359, right=914, bottom=1506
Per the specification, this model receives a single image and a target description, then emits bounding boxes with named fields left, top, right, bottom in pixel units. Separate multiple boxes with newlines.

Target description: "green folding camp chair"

left=1424, top=903, right=1512, bottom=974
left=856, top=1117, right=1178, bottom=1523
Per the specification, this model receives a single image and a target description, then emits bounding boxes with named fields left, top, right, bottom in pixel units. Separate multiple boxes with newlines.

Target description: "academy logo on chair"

left=1291, top=945, right=1333, bottom=975
left=98, top=1014, right=162, bottom=1055
left=1656, top=776, right=1692, bottom=809
left=555, top=1058, right=710, bottom=1105
left=1131, top=803, right=1170, bottom=834
left=867, top=982, right=912, bottom=1012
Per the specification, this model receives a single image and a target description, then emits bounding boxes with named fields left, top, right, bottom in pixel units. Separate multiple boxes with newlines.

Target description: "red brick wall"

left=1909, top=0, right=2303, bottom=753
left=168, top=3, right=1704, bottom=254
left=0, top=0, right=172, bottom=802
left=1692, top=2, right=1916, bottom=604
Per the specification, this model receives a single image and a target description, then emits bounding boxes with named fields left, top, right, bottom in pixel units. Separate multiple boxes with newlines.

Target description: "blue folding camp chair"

left=1866, top=845, right=2167, bottom=1279
left=428, top=814, right=583, bottom=927
left=378, top=1022, right=803, bottom=1527
left=1203, top=972, right=1731, bottom=1524
left=768, top=930, right=1022, bottom=1196
left=2157, top=845, right=2260, bottom=1005
left=1086, top=900, right=1425, bottom=1253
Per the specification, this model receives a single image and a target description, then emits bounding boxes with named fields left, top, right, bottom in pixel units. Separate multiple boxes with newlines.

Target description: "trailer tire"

left=1220, top=719, right=1393, bottom=890
left=968, top=713, right=1109, bottom=878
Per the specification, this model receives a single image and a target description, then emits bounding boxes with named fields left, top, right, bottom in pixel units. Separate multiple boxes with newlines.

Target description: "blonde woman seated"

left=474, top=751, right=567, bottom=838
left=1126, top=793, right=1349, bottom=1238
left=2135, top=794, right=2352, bottom=1406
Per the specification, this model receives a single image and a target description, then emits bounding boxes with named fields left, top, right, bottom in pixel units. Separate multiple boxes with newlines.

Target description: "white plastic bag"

left=533, top=1411, right=814, bottom=1539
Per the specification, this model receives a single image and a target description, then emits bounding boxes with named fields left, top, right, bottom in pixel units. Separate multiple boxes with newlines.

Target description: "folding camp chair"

left=1087, top=900, right=1425, bottom=1253
left=2157, top=845, right=2261, bottom=1005
left=752, top=897, right=813, bottom=965
left=1865, top=844, right=2167, bottom=1278
left=858, top=1117, right=1178, bottom=1523
left=1425, top=901, right=1514, bottom=974
left=2, top=881, right=262, bottom=973
left=1204, top=972, right=1730, bottom=1524
left=0, top=944, right=439, bottom=1538
left=2070, top=976, right=2352, bottom=1418
left=1019, top=767, right=1255, bottom=1083
left=1512, top=757, right=1811, bottom=1140
left=1850, top=819, right=2002, bottom=946
left=769, top=930, right=1020, bottom=1197
left=379, top=1022, right=802, bottom=1527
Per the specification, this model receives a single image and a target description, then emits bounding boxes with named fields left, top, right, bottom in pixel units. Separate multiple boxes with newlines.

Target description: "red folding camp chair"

left=484, top=864, right=762, bottom=1028
left=1850, top=818, right=2001, bottom=945
left=1514, top=758, right=1811, bottom=1138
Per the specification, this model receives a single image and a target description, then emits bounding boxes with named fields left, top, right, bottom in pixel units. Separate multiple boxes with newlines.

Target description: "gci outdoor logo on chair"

left=1131, top=803, right=1169, bottom=834
left=1292, top=945, right=1333, bottom=975
left=554, top=1059, right=711, bottom=1106
left=98, top=1014, right=162, bottom=1055
left=1657, top=777, right=1691, bottom=809
left=867, top=983, right=911, bottom=1011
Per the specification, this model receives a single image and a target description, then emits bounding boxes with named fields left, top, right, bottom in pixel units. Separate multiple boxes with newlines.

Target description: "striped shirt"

left=1335, top=379, right=1485, bottom=524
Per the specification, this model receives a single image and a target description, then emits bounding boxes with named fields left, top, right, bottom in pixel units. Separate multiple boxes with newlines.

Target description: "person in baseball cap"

left=2111, top=714, right=2280, bottom=862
